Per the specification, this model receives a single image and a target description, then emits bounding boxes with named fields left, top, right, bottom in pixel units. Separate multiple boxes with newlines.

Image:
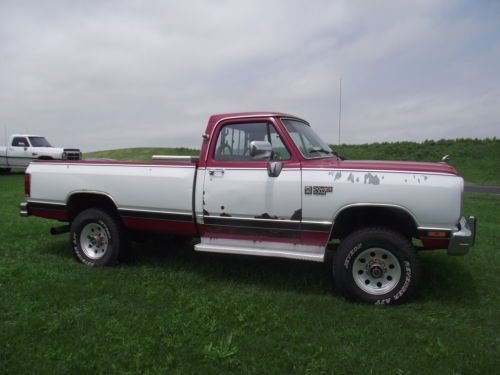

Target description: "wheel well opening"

left=67, top=193, right=118, bottom=221
left=331, top=206, right=418, bottom=240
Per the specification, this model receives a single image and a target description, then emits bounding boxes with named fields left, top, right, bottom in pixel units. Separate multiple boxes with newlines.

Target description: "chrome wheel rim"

left=352, top=247, right=401, bottom=295
left=80, top=223, right=109, bottom=259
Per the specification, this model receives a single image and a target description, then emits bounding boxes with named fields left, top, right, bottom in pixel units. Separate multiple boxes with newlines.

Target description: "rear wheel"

left=333, top=227, right=420, bottom=304
left=70, top=208, right=126, bottom=266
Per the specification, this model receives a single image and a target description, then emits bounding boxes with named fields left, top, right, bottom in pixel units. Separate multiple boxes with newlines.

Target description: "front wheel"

left=333, top=227, right=420, bottom=304
left=70, top=208, right=126, bottom=266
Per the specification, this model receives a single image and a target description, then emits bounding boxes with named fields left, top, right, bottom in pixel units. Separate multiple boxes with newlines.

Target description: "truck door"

left=202, top=119, right=302, bottom=243
left=9, top=137, right=31, bottom=167
left=27, top=136, right=51, bottom=160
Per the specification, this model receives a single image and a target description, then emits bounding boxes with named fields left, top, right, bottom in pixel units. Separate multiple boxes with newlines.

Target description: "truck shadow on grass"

left=37, top=235, right=477, bottom=304
left=38, top=237, right=73, bottom=259
left=418, top=253, right=478, bottom=304
left=0, top=170, right=25, bottom=175
left=127, top=237, right=335, bottom=297
left=124, top=238, right=477, bottom=304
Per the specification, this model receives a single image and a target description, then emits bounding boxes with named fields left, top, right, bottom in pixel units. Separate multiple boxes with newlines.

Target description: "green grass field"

left=85, top=138, right=500, bottom=185
left=1, top=171, right=499, bottom=373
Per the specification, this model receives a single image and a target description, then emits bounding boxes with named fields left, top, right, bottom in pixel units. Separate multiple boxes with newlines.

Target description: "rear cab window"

left=12, top=137, right=29, bottom=147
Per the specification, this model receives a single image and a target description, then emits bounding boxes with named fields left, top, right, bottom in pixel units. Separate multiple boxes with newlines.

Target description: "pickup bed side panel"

left=27, top=161, right=198, bottom=235
left=2, top=147, right=31, bottom=167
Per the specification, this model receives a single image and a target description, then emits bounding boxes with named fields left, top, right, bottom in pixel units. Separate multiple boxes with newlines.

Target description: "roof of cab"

left=209, top=111, right=301, bottom=123
left=11, top=134, right=43, bottom=138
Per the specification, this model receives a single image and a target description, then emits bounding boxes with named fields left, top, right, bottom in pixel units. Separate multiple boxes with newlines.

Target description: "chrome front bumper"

left=19, top=202, right=29, bottom=217
left=447, top=216, right=476, bottom=256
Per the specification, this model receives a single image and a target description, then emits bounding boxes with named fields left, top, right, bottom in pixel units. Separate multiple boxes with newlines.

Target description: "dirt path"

left=465, top=184, right=500, bottom=195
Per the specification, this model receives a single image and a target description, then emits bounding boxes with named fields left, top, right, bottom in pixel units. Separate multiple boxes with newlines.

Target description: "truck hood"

left=303, top=158, right=458, bottom=175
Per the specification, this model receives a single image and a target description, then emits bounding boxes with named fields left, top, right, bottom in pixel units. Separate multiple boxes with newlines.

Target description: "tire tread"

left=333, top=226, right=420, bottom=304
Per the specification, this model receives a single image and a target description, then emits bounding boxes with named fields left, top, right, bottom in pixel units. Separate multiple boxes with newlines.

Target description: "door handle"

left=208, top=168, right=225, bottom=177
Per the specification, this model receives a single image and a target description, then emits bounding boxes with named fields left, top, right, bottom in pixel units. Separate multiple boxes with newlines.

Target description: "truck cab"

left=6, top=135, right=34, bottom=167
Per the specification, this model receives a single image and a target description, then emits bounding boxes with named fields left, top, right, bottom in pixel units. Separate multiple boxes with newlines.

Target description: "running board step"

left=194, top=242, right=324, bottom=262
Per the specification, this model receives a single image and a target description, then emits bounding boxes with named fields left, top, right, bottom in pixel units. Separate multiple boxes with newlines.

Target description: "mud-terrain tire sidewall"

left=71, top=208, right=122, bottom=266
left=333, top=227, right=420, bottom=305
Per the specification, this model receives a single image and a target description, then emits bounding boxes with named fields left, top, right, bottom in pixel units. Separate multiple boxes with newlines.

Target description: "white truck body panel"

left=202, top=167, right=301, bottom=219
left=0, top=146, right=29, bottom=166
left=302, top=168, right=463, bottom=230
left=28, top=162, right=195, bottom=215
left=26, top=161, right=464, bottom=233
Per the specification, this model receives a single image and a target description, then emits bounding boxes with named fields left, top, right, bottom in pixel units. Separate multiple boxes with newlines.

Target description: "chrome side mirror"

left=267, top=161, right=283, bottom=177
left=250, top=141, right=272, bottom=160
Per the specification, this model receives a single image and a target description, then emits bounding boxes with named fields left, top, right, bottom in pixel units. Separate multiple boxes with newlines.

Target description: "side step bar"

left=194, top=241, right=324, bottom=262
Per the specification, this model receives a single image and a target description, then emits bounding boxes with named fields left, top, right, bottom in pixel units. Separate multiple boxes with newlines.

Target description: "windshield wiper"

left=332, top=150, right=346, bottom=160
left=308, top=147, right=347, bottom=160
left=308, top=147, right=332, bottom=155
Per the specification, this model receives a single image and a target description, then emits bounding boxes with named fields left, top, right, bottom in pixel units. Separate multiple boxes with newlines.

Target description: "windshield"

left=281, top=119, right=334, bottom=158
left=29, top=137, right=52, bottom=147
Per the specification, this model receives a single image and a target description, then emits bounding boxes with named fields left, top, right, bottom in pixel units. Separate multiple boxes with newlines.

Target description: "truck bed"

left=27, top=159, right=198, bottom=235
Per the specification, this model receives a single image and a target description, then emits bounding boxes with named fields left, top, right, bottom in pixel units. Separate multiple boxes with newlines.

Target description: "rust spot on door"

left=364, top=173, right=380, bottom=185
left=255, top=213, right=279, bottom=220
left=290, top=209, right=302, bottom=221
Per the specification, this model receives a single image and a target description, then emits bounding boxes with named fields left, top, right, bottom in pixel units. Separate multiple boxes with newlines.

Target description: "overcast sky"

left=1, top=0, right=499, bottom=151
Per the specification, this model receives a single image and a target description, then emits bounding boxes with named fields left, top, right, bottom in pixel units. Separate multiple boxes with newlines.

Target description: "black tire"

left=70, top=208, right=127, bottom=266
left=333, top=227, right=420, bottom=305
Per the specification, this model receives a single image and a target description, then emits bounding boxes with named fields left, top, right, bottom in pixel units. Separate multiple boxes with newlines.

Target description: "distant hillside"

left=333, top=138, right=499, bottom=185
left=84, top=138, right=500, bottom=185
left=85, top=147, right=199, bottom=161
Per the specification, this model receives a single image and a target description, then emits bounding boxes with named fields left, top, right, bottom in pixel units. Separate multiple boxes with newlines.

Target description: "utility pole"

left=338, top=78, right=342, bottom=145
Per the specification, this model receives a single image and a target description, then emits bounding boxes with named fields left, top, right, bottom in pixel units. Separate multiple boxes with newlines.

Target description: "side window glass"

left=287, top=129, right=313, bottom=155
left=12, top=137, right=28, bottom=147
left=214, top=123, right=255, bottom=160
left=214, top=122, right=290, bottom=161
left=268, top=126, right=290, bottom=160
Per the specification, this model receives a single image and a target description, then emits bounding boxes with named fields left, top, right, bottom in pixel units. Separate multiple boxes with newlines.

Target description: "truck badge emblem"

left=305, top=186, right=333, bottom=195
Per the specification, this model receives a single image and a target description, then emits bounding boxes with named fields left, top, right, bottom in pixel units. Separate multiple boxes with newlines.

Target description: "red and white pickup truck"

left=20, top=112, right=476, bottom=304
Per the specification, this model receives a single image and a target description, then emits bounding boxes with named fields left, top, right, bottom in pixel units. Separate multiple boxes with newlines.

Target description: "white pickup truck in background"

left=0, top=134, right=81, bottom=172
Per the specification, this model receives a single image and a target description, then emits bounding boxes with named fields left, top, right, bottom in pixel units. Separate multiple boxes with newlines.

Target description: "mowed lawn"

left=1, top=172, right=499, bottom=374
